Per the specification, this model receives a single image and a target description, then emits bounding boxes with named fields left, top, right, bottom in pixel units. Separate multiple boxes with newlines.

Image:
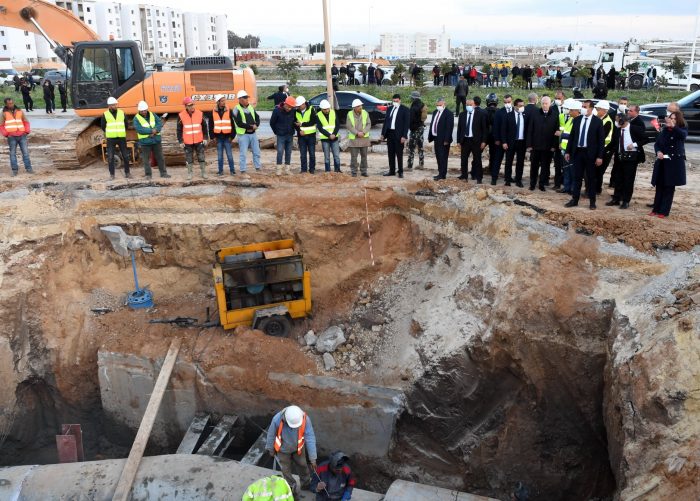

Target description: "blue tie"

left=579, top=117, right=588, bottom=147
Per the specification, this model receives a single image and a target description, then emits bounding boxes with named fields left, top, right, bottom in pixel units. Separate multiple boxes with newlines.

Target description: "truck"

left=595, top=48, right=700, bottom=90
left=212, top=240, right=312, bottom=337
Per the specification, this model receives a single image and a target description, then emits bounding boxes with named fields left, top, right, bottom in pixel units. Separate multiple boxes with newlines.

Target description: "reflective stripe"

left=3, top=111, right=25, bottom=133
left=104, top=110, right=126, bottom=138
left=317, top=110, right=336, bottom=138
left=560, top=116, right=573, bottom=150
left=212, top=108, right=232, bottom=134
left=235, top=104, right=257, bottom=135
left=273, top=411, right=306, bottom=455
left=295, top=107, right=317, bottom=135
left=347, top=110, right=368, bottom=140
left=135, top=112, right=157, bottom=140
left=179, top=109, right=204, bottom=144
left=602, top=114, right=613, bottom=147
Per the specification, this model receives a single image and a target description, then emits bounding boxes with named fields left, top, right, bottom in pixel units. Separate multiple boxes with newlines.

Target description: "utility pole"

left=322, top=0, right=334, bottom=107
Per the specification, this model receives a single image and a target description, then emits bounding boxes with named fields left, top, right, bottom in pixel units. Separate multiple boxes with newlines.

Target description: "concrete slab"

left=385, top=480, right=499, bottom=501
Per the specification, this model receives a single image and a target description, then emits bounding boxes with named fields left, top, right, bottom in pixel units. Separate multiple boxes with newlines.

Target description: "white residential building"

left=0, top=28, right=38, bottom=65
left=380, top=32, right=451, bottom=59
left=233, top=47, right=311, bottom=61
left=139, top=4, right=174, bottom=61
left=120, top=4, right=142, bottom=41
left=182, top=12, right=201, bottom=57
left=95, top=2, right=123, bottom=40
left=167, top=8, right=185, bottom=60
left=54, top=0, right=98, bottom=29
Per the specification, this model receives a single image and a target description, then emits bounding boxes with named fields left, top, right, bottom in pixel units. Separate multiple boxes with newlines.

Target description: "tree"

left=413, top=69, right=426, bottom=89
left=249, top=64, right=259, bottom=76
left=667, top=56, right=685, bottom=86
left=308, top=42, right=324, bottom=54
left=390, top=62, right=406, bottom=85
left=315, top=64, right=327, bottom=78
left=278, top=58, right=301, bottom=79
left=568, top=43, right=573, bottom=52
left=358, top=64, right=368, bottom=84
left=227, top=31, right=260, bottom=49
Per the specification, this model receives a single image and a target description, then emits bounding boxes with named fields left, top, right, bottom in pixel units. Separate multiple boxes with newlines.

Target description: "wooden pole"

left=112, top=338, right=182, bottom=501
left=322, top=0, right=334, bottom=108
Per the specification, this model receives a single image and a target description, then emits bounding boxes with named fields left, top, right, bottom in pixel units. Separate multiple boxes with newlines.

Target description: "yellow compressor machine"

left=212, top=239, right=312, bottom=336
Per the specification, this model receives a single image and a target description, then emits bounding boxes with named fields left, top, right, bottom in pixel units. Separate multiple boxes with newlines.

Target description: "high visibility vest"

left=347, top=110, right=368, bottom=140
left=602, top=114, right=613, bottom=147
left=179, top=109, right=204, bottom=145
left=212, top=107, right=232, bottom=134
left=317, top=110, right=337, bottom=139
left=558, top=112, right=567, bottom=130
left=560, top=115, right=574, bottom=151
left=295, top=106, right=317, bottom=135
left=135, top=112, right=158, bottom=140
left=3, top=109, right=25, bottom=134
left=103, top=109, right=126, bottom=138
left=274, top=413, right=307, bottom=455
left=235, top=104, right=257, bottom=135
left=242, top=475, right=293, bottom=501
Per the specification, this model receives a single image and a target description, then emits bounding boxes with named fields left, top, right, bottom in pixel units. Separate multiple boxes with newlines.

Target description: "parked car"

left=43, top=69, right=71, bottom=85
left=307, top=91, right=390, bottom=125
left=344, top=62, right=395, bottom=86
left=639, top=90, right=700, bottom=136
left=574, top=98, right=661, bottom=141
left=1, top=68, right=20, bottom=86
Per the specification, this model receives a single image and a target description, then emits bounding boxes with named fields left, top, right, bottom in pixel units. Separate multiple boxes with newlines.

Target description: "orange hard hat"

left=284, top=96, right=297, bottom=107
left=183, top=97, right=194, bottom=105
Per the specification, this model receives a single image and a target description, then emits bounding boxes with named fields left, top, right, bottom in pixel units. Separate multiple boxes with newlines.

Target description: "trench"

left=0, top=190, right=623, bottom=499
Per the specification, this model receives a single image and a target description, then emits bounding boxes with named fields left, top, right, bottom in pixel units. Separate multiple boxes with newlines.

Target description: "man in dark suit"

left=607, top=106, right=646, bottom=208
left=456, top=98, right=487, bottom=182
left=565, top=100, right=605, bottom=209
left=524, top=93, right=538, bottom=117
left=526, top=96, right=559, bottom=191
left=428, top=97, right=454, bottom=180
left=500, top=98, right=527, bottom=187
left=487, top=93, right=504, bottom=185
left=380, top=93, right=410, bottom=178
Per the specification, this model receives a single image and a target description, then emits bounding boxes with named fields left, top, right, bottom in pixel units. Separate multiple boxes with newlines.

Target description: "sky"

left=152, top=0, right=700, bottom=46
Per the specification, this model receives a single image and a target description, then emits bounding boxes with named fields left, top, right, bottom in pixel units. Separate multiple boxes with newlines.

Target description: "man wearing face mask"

left=501, top=98, right=527, bottom=187
left=457, top=98, right=487, bottom=183
left=428, top=97, right=454, bottom=181
left=526, top=96, right=559, bottom=191
left=551, top=90, right=566, bottom=189
left=557, top=99, right=580, bottom=195
left=380, top=94, right=410, bottom=178
left=565, top=100, right=605, bottom=209
left=608, top=96, right=629, bottom=189
left=486, top=94, right=513, bottom=186
left=485, top=93, right=503, bottom=185
left=607, top=106, right=646, bottom=208
left=593, top=100, right=615, bottom=194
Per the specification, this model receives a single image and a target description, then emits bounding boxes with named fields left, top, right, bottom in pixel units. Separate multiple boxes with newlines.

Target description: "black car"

left=640, top=90, right=700, bottom=136
left=573, top=98, right=661, bottom=141
left=308, top=91, right=390, bottom=125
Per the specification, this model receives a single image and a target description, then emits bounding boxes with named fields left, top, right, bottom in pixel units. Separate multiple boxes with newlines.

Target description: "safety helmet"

left=595, top=100, right=610, bottom=110
left=295, top=96, right=306, bottom=107
left=137, top=101, right=149, bottom=111
left=486, top=93, right=498, bottom=105
left=107, top=97, right=118, bottom=105
left=283, top=96, right=297, bottom=107
left=351, top=99, right=363, bottom=108
left=237, top=89, right=249, bottom=99
left=562, top=98, right=578, bottom=110
left=319, top=99, right=331, bottom=110
left=214, top=94, right=225, bottom=102
left=284, top=406, right=304, bottom=429
left=183, top=96, right=194, bottom=106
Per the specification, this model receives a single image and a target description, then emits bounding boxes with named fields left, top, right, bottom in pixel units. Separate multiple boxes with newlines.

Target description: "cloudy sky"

left=159, top=0, right=699, bottom=45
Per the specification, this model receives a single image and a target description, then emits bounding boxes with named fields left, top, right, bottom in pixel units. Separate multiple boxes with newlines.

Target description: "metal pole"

left=688, top=2, right=700, bottom=91
left=130, top=251, right=140, bottom=291
left=322, top=0, right=334, bottom=107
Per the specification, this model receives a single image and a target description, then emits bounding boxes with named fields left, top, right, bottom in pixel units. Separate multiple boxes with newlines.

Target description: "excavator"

left=0, top=0, right=257, bottom=168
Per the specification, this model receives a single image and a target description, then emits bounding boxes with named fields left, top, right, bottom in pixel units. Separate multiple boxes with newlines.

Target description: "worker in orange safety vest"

left=177, top=96, right=210, bottom=180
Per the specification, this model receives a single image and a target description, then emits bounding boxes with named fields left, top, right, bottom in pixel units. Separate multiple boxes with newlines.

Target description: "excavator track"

left=51, top=117, right=103, bottom=169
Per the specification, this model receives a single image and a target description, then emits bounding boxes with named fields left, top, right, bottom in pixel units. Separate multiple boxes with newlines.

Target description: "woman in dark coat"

left=651, top=111, right=687, bottom=218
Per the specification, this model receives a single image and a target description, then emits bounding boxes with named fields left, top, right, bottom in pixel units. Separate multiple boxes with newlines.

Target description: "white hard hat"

left=595, top=100, right=610, bottom=110
left=351, top=99, right=363, bottom=108
left=237, top=90, right=249, bottom=99
left=214, top=94, right=225, bottom=102
left=284, top=405, right=304, bottom=429
left=107, top=97, right=118, bottom=105
left=295, top=96, right=306, bottom=107
left=562, top=98, right=578, bottom=110
left=137, top=100, right=149, bottom=111
left=319, top=99, right=330, bottom=110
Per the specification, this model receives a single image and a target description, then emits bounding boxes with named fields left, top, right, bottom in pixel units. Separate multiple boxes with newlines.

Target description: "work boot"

left=186, top=163, right=193, bottom=181
left=284, top=165, right=291, bottom=176
left=200, top=163, right=207, bottom=179
left=276, top=165, right=282, bottom=176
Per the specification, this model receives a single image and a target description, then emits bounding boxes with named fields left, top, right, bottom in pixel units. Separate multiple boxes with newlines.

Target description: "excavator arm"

left=0, top=0, right=99, bottom=56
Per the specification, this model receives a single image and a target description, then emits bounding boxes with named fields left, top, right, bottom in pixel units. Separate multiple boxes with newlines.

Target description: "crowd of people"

left=10, top=72, right=68, bottom=114
left=1, top=85, right=688, bottom=217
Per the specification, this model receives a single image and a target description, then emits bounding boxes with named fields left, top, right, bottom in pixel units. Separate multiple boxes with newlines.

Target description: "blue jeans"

left=276, top=135, right=293, bottom=165
left=321, top=140, right=340, bottom=172
left=298, top=135, right=316, bottom=173
left=562, top=151, right=573, bottom=193
left=238, top=133, right=261, bottom=172
left=216, top=138, right=235, bottom=173
left=7, top=135, right=32, bottom=171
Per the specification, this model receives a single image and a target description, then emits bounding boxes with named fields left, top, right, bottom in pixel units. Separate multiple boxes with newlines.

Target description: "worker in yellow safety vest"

left=265, top=405, right=317, bottom=494
left=558, top=98, right=581, bottom=195
left=0, top=97, right=33, bottom=176
left=101, top=96, right=131, bottom=180
left=232, top=90, right=261, bottom=173
left=133, top=100, right=170, bottom=179
left=294, top=96, right=318, bottom=174
left=346, top=99, right=371, bottom=177
left=316, top=99, right=341, bottom=173
left=242, top=475, right=294, bottom=501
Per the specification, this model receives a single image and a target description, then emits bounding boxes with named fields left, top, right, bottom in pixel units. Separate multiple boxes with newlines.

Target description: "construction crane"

left=0, top=0, right=257, bottom=168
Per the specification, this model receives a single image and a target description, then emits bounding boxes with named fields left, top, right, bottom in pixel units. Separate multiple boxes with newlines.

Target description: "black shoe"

left=646, top=203, right=654, bottom=208
left=564, top=200, right=578, bottom=208
left=11, top=171, right=18, bottom=177
left=554, top=184, right=561, bottom=190
left=515, top=181, right=524, bottom=188
left=433, top=175, right=445, bottom=180
left=620, top=202, right=629, bottom=209
left=161, top=173, right=171, bottom=178
left=383, top=172, right=396, bottom=176
left=529, top=186, right=535, bottom=191
left=361, top=173, right=369, bottom=177
left=490, top=179, right=497, bottom=185
left=398, top=173, right=404, bottom=178
left=217, top=171, right=224, bottom=176
left=605, top=199, right=620, bottom=206
left=596, top=189, right=602, bottom=195
left=125, top=173, right=132, bottom=179
left=539, top=185, right=545, bottom=192
left=476, top=180, right=482, bottom=184
left=406, top=166, right=413, bottom=170
left=590, top=203, right=597, bottom=210
left=457, top=175, right=468, bottom=180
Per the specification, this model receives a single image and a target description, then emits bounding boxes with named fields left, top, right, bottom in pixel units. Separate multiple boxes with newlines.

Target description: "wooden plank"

left=175, top=413, right=211, bottom=454
left=240, top=431, right=268, bottom=466
left=263, top=248, right=296, bottom=260
left=196, top=414, right=238, bottom=457
left=111, top=338, right=181, bottom=501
